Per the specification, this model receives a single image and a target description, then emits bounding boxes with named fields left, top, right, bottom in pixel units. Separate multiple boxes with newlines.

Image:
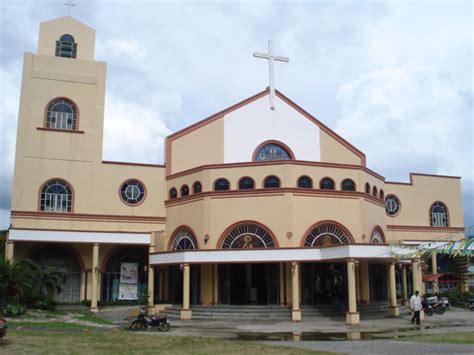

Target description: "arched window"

left=214, top=178, right=230, bottom=191
left=46, top=98, right=78, bottom=130
left=341, top=179, right=355, bottom=191
left=379, top=189, right=384, bottom=200
left=56, top=34, right=77, bottom=58
left=297, top=176, right=313, bottom=188
left=120, top=179, right=146, bottom=205
left=264, top=175, right=280, bottom=188
left=170, top=228, right=198, bottom=251
left=169, top=188, right=177, bottom=199
left=304, top=223, right=351, bottom=247
left=40, top=179, right=73, bottom=213
left=193, top=181, right=202, bottom=194
left=180, top=185, right=189, bottom=197
left=385, top=195, right=400, bottom=216
left=221, top=223, right=275, bottom=248
left=430, top=202, right=449, bottom=227
left=320, top=177, right=335, bottom=190
left=255, top=142, right=292, bottom=161
left=239, top=177, right=255, bottom=190
left=365, top=183, right=371, bottom=194
left=372, top=186, right=378, bottom=197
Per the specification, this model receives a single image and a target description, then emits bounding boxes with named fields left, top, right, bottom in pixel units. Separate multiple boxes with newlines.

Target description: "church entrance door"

left=218, top=263, right=279, bottom=305
left=301, top=263, right=347, bottom=305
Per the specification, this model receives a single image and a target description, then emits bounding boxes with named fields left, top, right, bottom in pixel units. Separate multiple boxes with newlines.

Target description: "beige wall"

left=170, top=118, right=224, bottom=174
left=319, top=130, right=363, bottom=166
left=385, top=174, right=464, bottom=227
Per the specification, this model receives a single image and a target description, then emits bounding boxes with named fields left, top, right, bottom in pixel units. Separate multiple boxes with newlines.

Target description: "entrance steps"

left=160, top=302, right=390, bottom=321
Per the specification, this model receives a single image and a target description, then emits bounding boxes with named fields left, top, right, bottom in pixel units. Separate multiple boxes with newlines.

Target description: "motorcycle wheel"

left=434, top=307, right=445, bottom=315
left=158, top=323, right=170, bottom=332
left=425, top=308, right=433, bottom=316
left=130, top=321, right=145, bottom=331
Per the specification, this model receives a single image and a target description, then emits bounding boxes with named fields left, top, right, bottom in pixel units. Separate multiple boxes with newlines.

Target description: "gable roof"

left=165, top=88, right=366, bottom=174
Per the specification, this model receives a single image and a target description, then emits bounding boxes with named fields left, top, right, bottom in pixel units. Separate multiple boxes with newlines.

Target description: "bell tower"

left=11, top=16, right=107, bottom=212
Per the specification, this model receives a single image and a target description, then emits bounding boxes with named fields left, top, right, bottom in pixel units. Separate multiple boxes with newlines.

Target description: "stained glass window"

left=430, top=202, right=448, bottom=227
left=221, top=224, right=275, bottom=248
left=264, top=175, right=280, bottom=188
left=341, top=179, right=355, bottom=191
left=181, top=185, right=189, bottom=197
left=171, top=229, right=198, bottom=250
left=255, top=143, right=291, bottom=161
left=193, top=181, right=202, bottom=194
left=214, top=178, right=230, bottom=191
left=320, top=178, right=334, bottom=190
left=169, top=188, right=177, bottom=199
left=298, top=176, right=313, bottom=188
left=239, top=177, right=255, bottom=190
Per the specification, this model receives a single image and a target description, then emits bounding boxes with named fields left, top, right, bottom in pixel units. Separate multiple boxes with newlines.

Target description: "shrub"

left=1, top=302, right=27, bottom=316
left=440, top=289, right=474, bottom=308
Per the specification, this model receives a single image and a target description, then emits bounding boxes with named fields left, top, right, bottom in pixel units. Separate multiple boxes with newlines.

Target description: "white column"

left=181, top=263, right=192, bottom=320
left=346, top=259, right=360, bottom=325
left=388, top=262, right=399, bottom=317
left=147, top=233, right=156, bottom=314
left=91, top=243, right=99, bottom=313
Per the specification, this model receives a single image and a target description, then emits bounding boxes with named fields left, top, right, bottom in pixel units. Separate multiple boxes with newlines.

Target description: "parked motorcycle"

left=468, top=298, right=474, bottom=311
left=422, top=300, right=433, bottom=316
left=129, top=308, right=170, bottom=332
left=431, top=302, right=446, bottom=314
left=0, top=318, right=7, bottom=338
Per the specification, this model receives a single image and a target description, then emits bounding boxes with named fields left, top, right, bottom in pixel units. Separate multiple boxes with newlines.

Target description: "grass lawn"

left=399, top=331, right=474, bottom=345
left=0, top=329, right=330, bottom=354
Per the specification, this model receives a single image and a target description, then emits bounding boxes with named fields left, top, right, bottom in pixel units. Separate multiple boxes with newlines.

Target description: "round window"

left=385, top=195, right=400, bottom=216
left=120, top=179, right=145, bottom=205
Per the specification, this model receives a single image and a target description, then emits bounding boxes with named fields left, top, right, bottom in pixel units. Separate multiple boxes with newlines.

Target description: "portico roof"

left=150, top=244, right=402, bottom=265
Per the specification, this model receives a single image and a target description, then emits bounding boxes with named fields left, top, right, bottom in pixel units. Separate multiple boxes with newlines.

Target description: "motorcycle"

left=422, top=300, right=433, bottom=316
left=0, top=318, right=7, bottom=338
left=129, top=308, right=170, bottom=332
left=431, top=302, right=446, bottom=314
left=468, top=298, right=474, bottom=311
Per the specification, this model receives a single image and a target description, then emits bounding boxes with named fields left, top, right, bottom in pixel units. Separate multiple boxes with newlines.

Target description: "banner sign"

left=119, top=262, right=138, bottom=300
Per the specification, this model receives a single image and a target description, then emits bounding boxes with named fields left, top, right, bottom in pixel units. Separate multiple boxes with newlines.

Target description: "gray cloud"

left=0, top=1, right=472, bottom=229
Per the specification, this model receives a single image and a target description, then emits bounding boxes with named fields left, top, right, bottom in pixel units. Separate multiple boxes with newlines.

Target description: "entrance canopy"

left=422, top=273, right=444, bottom=282
left=150, top=244, right=394, bottom=265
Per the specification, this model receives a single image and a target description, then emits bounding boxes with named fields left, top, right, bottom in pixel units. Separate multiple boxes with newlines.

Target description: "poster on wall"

left=118, top=262, right=138, bottom=300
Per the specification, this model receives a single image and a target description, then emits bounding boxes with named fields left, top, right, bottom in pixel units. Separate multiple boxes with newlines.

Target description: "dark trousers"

left=411, top=310, right=420, bottom=324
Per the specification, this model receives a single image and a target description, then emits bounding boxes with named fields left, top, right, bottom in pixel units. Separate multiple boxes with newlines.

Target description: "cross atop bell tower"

left=253, top=40, right=289, bottom=110
left=64, top=0, right=76, bottom=16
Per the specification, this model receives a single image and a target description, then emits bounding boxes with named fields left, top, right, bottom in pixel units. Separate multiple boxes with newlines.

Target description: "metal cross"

left=65, top=0, right=76, bottom=16
left=253, top=40, right=289, bottom=110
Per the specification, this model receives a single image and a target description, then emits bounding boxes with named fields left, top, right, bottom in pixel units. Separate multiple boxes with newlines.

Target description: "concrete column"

left=181, top=263, right=192, bottom=320
left=91, top=243, right=99, bottom=313
left=80, top=272, right=86, bottom=301
left=291, top=262, right=301, bottom=322
left=402, top=266, right=409, bottom=306
left=431, top=253, right=439, bottom=293
left=279, top=263, right=286, bottom=305
left=411, top=258, right=424, bottom=320
left=346, top=259, right=360, bottom=325
left=359, top=261, right=370, bottom=304
left=5, top=240, right=14, bottom=262
left=147, top=234, right=156, bottom=314
left=388, top=262, right=399, bottom=317
left=355, top=261, right=360, bottom=302
left=213, top=264, right=218, bottom=304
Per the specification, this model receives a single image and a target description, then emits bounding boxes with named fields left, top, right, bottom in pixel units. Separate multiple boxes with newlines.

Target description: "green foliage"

left=0, top=230, right=6, bottom=258
left=0, top=257, right=62, bottom=315
left=2, top=302, right=27, bottom=316
left=440, top=289, right=474, bottom=308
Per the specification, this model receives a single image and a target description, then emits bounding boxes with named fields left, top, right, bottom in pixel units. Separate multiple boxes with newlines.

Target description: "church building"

left=5, top=16, right=465, bottom=324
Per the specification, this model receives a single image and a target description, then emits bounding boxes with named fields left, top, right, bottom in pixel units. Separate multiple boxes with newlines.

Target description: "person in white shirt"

left=410, top=290, right=422, bottom=325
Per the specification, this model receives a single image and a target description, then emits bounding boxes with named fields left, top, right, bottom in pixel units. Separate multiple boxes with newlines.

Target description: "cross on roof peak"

left=65, top=0, right=76, bottom=16
left=253, top=40, right=289, bottom=110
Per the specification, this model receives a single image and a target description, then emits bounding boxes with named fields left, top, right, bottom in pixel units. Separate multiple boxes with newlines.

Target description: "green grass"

left=1, top=330, right=330, bottom=354
left=74, top=312, right=113, bottom=325
left=9, top=321, right=97, bottom=330
left=399, top=331, right=474, bottom=345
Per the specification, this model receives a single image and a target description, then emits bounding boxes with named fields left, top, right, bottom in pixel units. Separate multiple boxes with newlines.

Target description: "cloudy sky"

left=0, top=0, right=472, bottom=230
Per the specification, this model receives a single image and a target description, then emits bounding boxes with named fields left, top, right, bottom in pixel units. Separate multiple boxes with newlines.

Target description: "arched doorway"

left=101, top=247, right=148, bottom=302
left=29, top=246, right=82, bottom=303
left=218, top=222, right=279, bottom=305
left=301, top=222, right=351, bottom=305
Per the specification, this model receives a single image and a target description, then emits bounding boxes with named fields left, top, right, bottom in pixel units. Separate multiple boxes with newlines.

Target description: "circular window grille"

left=171, top=229, right=197, bottom=251
left=370, top=229, right=383, bottom=244
left=385, top=195, right=400, bottom=216
left=120, top=180, right=145, bottom=204
left=221, top=224, right=275, bottom=249
left=304, top=224, right=350, bottom=247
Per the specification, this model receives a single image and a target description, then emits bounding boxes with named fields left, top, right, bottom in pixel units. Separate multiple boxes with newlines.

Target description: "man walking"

left=410, top=290, right=422, bottom=325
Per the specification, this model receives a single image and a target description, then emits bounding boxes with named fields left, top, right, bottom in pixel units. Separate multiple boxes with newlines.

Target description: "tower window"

left=320, top=177, right=335, bottom=190
left=46, top=98, right=78, bottom=130
left=264, top=175, right=280, bottom=188
left=56, top=34, right=77, bottom=58
left=40, top=179, right=73, bottom=213
left=214, top=178, right=230, bottom=191
left=239, top=177, right=255, bottom=190
left=297, top=176, right=313, bottom=188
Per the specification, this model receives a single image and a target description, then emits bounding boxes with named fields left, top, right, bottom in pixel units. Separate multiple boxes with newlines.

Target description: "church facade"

left=5, top=17, right=465, bottom=324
